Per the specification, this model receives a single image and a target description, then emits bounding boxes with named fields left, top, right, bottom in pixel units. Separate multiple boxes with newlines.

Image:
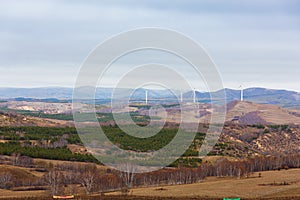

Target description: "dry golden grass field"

left=0, top=163, right=299, bottom=199
left=110, top=169, right=300, bottom=199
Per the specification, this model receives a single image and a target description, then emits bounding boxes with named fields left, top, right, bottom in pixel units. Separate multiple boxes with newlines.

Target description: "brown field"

left=0, top=163, right=299, bottom=199
left=110, top=169, right=300, bottom=199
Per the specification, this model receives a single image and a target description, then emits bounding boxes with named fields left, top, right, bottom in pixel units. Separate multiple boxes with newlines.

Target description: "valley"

left=0, top=93, right=299, bottom=199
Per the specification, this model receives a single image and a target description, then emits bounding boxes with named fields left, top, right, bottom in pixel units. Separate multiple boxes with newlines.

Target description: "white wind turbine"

left=180, top=90, right=183, bottom=103
left=145, top=89, right=148, bottom=105
left=239, top=85, right=244, bottom=101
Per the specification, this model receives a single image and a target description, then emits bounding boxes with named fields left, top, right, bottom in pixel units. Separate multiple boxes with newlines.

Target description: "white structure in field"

left=239, top=85, right=244, bottom=101
left=180, top=90, right=183, bottom=103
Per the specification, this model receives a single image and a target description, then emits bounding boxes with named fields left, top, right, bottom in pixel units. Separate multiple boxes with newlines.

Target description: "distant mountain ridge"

left=0, top=87, right=299, bottom=108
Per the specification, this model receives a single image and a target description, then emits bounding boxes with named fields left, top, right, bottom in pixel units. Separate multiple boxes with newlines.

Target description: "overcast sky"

left=0, top=0, right=299, bottom=91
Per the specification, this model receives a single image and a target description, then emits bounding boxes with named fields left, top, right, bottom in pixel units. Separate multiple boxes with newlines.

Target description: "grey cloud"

left=0, top=0, right=299, bottom=91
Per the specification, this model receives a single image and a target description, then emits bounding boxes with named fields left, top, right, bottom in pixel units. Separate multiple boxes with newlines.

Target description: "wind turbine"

left=239, top=85, right=243, bottom=101
left=180, top=90, right=183, bottom=103
left=145, top=89, right=148, bottom=105
left=193, top=88, right=196, bottom=103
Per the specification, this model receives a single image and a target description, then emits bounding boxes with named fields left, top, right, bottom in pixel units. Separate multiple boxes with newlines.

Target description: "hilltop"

left=226, top=100, right=300, bottom=125
left=0, top=87, right=299, bottom=108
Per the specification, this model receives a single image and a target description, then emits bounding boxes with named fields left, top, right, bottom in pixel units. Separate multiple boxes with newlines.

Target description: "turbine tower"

left=239, top=85, right=243, bottom=101
left=180, top=90, right=183, bottom=103
left=193, top=88, right=196, bottom=103
left=145, top=89, right=148, bottom=105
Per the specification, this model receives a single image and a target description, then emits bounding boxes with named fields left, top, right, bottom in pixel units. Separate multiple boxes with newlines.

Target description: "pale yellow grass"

left=111, top=169, right=300, bottom=198
left=0, top=189, right=46, bottom=199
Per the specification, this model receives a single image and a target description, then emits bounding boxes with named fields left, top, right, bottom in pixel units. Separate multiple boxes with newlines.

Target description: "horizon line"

left=0, top=86, right=299, bottom=93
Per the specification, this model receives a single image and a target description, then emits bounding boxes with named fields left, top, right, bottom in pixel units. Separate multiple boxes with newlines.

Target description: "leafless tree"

left=11, top=152, right=20, bottom=166
left=11, top=153, right=33, bottom=167
left=43, top=169, right=64, bottom=196
left=0, top=172, right=13, bottom=189
left=51, top=138, right=68, bottom=148
left=80, top=165, right=98, bottom=194
left=64, top=171, right=79, bottom=195
left=119, top=162, right=137, bottom=193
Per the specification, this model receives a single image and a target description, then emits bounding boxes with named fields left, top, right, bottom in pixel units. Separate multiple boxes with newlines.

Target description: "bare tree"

left=11, top=152, right=20, bottom=166
left=119, top=162, right=137, bottom=194
left=43, top=169, right=64, bottom=196
left=0, top=172, right=13, bottom=189
left=11, top=153, right=33, bottom=167
left=80, top=165, right=98, bottom=194
left=64, top=171, right=79, bottom=195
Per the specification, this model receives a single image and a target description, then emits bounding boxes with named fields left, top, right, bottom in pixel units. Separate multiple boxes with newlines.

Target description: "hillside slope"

left=226, top=101, right=300, bottom=125
left=0, top=111, right=70, bottom=127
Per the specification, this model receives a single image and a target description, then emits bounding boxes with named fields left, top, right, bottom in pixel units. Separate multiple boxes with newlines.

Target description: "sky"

left=0, top=0, right=299, bottom=91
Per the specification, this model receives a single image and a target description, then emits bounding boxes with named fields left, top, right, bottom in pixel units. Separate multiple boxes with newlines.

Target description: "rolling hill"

left=226, top=100, right=300, bottom=125
left=0, top=111, right=71, bottom=127
left=0, top=87, right=299, bottom=108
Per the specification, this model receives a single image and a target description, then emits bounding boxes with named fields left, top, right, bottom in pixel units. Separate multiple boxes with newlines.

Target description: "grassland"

left=113, top=169, right=300, bottom=199
left=0, top=164, right=299, bottom=199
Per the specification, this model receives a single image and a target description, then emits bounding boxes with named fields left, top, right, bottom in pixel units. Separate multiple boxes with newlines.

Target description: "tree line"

left=1, top=154, right=299, bottom=195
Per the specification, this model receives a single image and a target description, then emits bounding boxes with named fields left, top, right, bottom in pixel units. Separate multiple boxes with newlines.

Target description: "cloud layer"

left=0, top=0, right=299, bottom=91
